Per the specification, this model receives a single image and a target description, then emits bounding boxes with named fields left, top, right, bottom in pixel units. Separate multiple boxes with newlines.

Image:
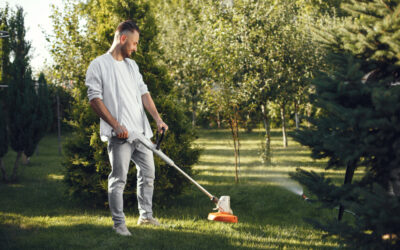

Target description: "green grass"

left=0, top=129, right=358, bottom=249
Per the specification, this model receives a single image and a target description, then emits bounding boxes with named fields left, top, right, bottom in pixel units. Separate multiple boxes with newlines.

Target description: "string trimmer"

left=113, top=128, right=238, bottom=223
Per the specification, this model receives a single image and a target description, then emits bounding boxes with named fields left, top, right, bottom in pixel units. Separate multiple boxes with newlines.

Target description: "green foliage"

left=0, top=5, right=11, bottom=102
left=291, top=0, right=400, bottom=247
left=23, top=73, right=53, bottom=157
left=153, top=0, right=326, bottom=149
left=50, top=0, right=200, bottom=207
left=293, top=53, right=400, bottom=247
left=6, top=6, right=34, bottom=154
left=47, top=84, right=73, bottom=133
left=0, top=102, right=7, bottom=158
left=293, top=54, right=367, bottom=169
left=292, top=169, right=400, bottom=249
left=0, top=6, right=54, bottom=181
left=152, top=0, right=210, bottom=126
left=37, top=73, right=53, bottom=132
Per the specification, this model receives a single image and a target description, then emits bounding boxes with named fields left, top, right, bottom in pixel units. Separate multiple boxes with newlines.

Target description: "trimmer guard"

left=215, top=196, right=233, bottom=214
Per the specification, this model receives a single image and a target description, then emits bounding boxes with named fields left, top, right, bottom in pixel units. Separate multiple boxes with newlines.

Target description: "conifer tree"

left=0, top=5, right=11, bottom=103
left=0, top=5, right=10, bottom=182
left=291, top=0, right=400, bottom=248
left=0, top=103, right=8, bottom=181
left=6, top=6, right=35, bottom=180
left=24, top=72, right=53, bottom=157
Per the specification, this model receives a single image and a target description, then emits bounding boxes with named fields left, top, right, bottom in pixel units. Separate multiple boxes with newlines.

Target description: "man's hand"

left=156, top=119, right=168, bottom=134
left=113, top=123, right=129, bottom=139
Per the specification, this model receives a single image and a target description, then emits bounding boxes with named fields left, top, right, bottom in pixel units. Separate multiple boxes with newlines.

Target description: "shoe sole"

left=112, top=227, right=132, bottom=236
left=137, top=222, right=160, bottom=226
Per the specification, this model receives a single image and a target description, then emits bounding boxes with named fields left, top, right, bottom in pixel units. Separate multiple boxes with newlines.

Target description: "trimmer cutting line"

left=301, top=193, right=356, bottom=216
left=112, top=128, right=238, bottom=223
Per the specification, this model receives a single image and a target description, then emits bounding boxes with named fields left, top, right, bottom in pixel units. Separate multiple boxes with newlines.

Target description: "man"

left=85, top=20, right=168, bottom=236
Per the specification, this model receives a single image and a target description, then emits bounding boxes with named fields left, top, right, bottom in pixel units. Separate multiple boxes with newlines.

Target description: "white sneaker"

left=137, top=217, right=161, bottom=226
left=112, top=224, right=132, bottom=236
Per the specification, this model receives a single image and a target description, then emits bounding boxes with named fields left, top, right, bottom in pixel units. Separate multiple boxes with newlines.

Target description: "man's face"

left=120, top=30, right=139, bottom=58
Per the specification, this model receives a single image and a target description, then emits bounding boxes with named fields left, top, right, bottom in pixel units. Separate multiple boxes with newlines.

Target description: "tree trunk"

left=306, top=103, right=312, bottom=128
left=246, top=113, right=252, bottom=133
left=281, top=104, right=288, bottom=148
left=192, top=100, right=197, bottom=127
left=295, top=101, right=299, bottom=130
left=388, top=168, right=400, bottom=197
left=338, top=163, right=356, bottom=221
left=235, top=110, right=241, bottom=178
left=217, top=111, right=221, bottom=128
left=57, top=93, right=62, bottom=155
left=22, top=152, right=29, bottom=165
left=11, top=151, right=22, bottom=181
left=0, top=158, right=7, bottom=182
left=261, top=103, right=271, bottom=162
left=229, top=117, right=239, bottom=183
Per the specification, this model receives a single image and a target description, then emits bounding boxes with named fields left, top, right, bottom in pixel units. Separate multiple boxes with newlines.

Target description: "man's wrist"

left=111, top=121, right=120, bottom=130
left=156, top=118, right=163, bottom=125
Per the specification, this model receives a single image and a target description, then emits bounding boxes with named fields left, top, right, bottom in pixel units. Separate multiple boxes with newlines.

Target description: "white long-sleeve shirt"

left=85, top=53, right=153, bottom=141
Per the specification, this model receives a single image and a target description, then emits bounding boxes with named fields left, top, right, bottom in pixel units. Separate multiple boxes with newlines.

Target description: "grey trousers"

left=107, top=137, right=155, bottom=226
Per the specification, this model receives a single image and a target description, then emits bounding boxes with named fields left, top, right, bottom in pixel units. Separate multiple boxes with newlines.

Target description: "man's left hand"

left=157, top=120, right=168, bottom=133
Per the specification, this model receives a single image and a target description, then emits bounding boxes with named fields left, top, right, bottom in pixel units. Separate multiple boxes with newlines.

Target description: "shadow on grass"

left=0, top=222, right=338, bottom=250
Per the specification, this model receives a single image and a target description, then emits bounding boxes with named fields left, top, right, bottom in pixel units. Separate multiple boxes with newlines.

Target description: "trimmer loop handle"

left=156, top=127, right=165, bottom=150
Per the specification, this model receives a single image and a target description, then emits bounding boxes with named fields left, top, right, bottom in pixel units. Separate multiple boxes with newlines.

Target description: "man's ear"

left=120, top=33, right=127, bottom=44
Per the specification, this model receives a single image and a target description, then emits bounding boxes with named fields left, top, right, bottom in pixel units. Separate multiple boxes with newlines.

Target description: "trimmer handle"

left=156, top=127, right=166, bottom=150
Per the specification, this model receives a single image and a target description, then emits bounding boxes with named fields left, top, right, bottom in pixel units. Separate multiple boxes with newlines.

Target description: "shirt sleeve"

left=133, top=61, right=149, bottom=96
left=85, top=60, right=103, bottom=101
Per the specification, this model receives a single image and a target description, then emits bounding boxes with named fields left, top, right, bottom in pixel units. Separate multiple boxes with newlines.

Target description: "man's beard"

left=121, top=43, right=131, bottom=59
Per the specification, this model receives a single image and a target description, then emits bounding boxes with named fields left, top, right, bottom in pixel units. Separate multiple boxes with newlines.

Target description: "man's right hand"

left=89, top=98, right=128, bottom=139
left=113, top=124, right=129, bottom=139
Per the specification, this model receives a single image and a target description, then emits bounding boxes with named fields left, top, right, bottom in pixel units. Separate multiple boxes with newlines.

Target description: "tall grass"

left=0, top=129, right=354, bottom=249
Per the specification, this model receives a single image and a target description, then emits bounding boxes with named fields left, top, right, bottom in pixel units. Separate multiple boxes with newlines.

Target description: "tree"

left=291, top=0, right=400, bottom=247
left=6, top=6, right=37, bottom=181
left=153, top=0, right=246, bottom=183
left=230, top=0, right=323, bottom=154
left=0, top=103, right=8, bottom=181
left=0, top=5, right=11, bottom=104
left=49, top=0, right=200, bottom=207
left=0, top=6, right=10, bottom=181
left=24, top=72, right=53, bottom=157
left=152, top=0, right=209, bottom=127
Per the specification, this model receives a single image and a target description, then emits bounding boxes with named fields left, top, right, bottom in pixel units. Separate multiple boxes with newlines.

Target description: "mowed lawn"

left=0, top=129, right=360, bottom=249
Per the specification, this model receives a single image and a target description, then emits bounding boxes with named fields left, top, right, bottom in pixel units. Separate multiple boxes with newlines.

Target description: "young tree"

left=6, top=6, right=36, bottom=181
left=0, top=5, right=11, bottom=103
left=0, top=103, right=8, bottom=181
left=24, top=72, right=53, bottom=157
left=152, top=0, right=209, bottom=127
left=154, top=0, right=246, bottom=183
left=291, top=0, right=400, bottom=247
left=0, top=5, right=10, bottom=182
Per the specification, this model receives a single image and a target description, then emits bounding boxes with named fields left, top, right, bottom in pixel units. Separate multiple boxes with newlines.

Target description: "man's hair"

left=116, top=20, right=140, bottom=35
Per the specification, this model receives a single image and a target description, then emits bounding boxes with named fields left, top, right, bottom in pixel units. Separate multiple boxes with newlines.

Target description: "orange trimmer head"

left=208, top=196, right=238, bottom=223
left=208, top=212, right=238, bottom=223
